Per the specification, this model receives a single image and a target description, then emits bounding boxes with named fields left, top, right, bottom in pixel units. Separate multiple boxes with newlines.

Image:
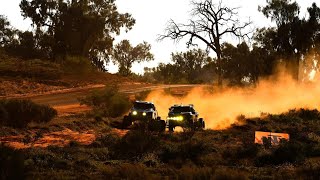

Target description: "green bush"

left=80, top=85, right=131, bottom=118
left=0, top=99, right=57, bottom=128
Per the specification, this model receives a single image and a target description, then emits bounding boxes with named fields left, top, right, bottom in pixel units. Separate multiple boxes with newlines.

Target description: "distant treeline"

left=1, top=0, right=320, bottom=86
left=142, top=44, right=275, bottom=85
left=146, top=0, right=320, bottom=85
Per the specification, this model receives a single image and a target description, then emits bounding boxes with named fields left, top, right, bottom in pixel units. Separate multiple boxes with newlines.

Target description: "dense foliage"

left=113, top=40, right=154, bottom=76
left=0, top=99, right=57, bottom=128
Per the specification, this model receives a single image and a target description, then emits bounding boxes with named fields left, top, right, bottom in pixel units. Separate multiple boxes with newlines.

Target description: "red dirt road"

left=29, top=84, right=203, bottom=116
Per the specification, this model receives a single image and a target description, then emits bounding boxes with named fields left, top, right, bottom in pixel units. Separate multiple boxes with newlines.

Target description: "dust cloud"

left=146, top=70, right=320, bottom=130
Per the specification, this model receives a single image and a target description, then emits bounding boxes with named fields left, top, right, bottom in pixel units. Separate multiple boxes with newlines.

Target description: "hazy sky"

left=0, top=0, right=316, bottom=74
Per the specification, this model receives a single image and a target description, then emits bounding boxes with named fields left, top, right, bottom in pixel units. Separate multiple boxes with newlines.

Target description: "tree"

left=220, top=42, right=276, bottom=85
left=159, top=0, right=252, bottom=86
left=250, top=44, right=277, bottom=83
left=260, top=0, right=299, bottom=27
left=19, top=0, right=135, bottom=69
left=113, top=40, right=153, bottom=76
left=259, top=0, right=320, bottom=81
left=171, top=48, right=211, bottom=83
left=221, top=42, right=250, bottom=85
left=151, top=63, right=181, bottom=83
left=0, top=15, right=16, bottom=47
left=144, top=49, right=214, bottom=84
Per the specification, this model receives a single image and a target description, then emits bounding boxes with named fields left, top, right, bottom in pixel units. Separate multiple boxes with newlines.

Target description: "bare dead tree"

left=158, top=0, right=252, bottom=86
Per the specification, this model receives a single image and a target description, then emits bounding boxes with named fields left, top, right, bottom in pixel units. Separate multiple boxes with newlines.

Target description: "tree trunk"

left=293, top=56, right=300, bottom=81
left=286, top=55, right=300, bottom=81
left=216, top=50, right=223, bottom=87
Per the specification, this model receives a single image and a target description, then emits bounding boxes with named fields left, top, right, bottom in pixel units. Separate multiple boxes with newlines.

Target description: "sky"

left=0, top=0, right=316, bottom=74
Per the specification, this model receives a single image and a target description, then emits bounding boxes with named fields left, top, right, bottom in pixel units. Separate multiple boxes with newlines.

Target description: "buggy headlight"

left=132, top=111, right=137, bottom=115
left=142, top=112, right=147, bottom=116
left=167, top=116, right=183, bottom=121
left=176, top=116, right=183, bottom=121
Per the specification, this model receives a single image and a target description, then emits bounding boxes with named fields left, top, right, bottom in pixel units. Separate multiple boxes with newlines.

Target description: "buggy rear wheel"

left=199, top=118, right=205, bottom=129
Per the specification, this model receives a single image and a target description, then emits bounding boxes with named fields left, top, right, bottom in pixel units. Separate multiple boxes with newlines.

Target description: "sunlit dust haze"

left=146, top=70, right=320, bottom=130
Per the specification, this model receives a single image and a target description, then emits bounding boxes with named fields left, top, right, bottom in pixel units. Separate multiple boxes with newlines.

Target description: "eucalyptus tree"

left=113, top=40, right=153, bottom=76
left=159, top=0, right=252, bottom=86
left=20, top=0, right=135, bottom=70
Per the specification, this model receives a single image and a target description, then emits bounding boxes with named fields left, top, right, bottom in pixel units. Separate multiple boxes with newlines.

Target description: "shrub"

left=0, top=103, right=8, bottom=125
left=113, top=130, right=161, bottom=159
left=255, top=141, right=306, bottom=166
left=177, top=165, right=214, bottom=180
left=213, top=167, right=249, bottom=180
left=91, top=134, right=121, bottom=148
left=297, top=158, right=320, bottom=179
left=272, top=141, right=306, bottom=164
left=63, top=56, right=94, bottom=75
left=159, top=138, right=208, bottom=165
left=276, top=109, right=320, bottom=124
left=0, top=145, right=25, bottom=179
left=80, top=85, right=131, bottom=118
left=0, top=58, right=62, bottom=80
left=102, top=163, right=155, bottom=179
left=139, top=153, right=161, bottom=167
left=0, top=99, right=57, bottom=128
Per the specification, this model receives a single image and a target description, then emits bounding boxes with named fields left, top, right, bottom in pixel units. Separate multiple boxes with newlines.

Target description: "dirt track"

left=16, top=84, right=203, bottom=116
left=28, top=84, right=202, bottom=106
left=0, top=84, right=202, bottom=149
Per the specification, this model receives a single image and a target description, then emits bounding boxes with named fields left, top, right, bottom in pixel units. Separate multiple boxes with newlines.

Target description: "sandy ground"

left=53, top=104, right=91, bottom=117
left=0, top=128, right=130, bottom=149
left=0, top=129, right=96, bottom=149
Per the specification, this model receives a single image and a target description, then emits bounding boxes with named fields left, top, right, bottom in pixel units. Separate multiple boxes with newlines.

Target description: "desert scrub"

left=0, top=58, right=62, bottom=80
left=0, top=99, right=57, bottom=128
left=80, top=85, right=131, bottom=118
left=0, top=145, right=25, bottom=179
left=112, top=130, right=161, bottom=160
left=62, top=56, right=94, bottom=76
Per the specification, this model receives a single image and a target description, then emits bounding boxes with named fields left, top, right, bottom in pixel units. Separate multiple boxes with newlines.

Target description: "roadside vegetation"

left=0, top=53, right=131, bottom=96
left=80, top=85, right=131, bottom=120
left=0, top=0, right=320, bottom=179
left=0, top=99, right=57, bottom=128
left=1, top=0, right=320, bottom=87
left=0, top=108, right=319, bottom=179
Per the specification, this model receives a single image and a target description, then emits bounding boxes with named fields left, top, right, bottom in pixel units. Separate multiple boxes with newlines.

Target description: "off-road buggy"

left=166, top=104, right=205, bottom=132
left=122, top=101, right=166, bottom=132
